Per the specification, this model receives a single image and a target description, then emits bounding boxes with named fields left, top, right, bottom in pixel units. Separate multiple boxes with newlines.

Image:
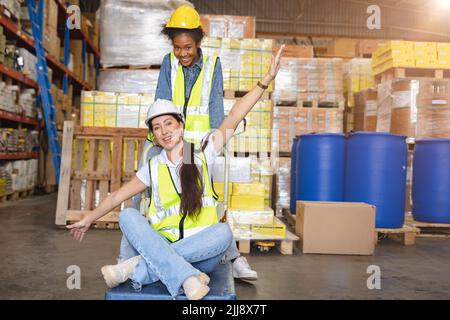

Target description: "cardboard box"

left=296, top=201, right=376, bottom=255
left=231, top=195, right=265, bottom=210
left=327, top=38, right=359, bottom=57
left=232, top=183, right=265, bottom=197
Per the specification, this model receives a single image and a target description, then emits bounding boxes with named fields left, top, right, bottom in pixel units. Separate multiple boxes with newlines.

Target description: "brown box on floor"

left=296, top=201, right=376, bottom=255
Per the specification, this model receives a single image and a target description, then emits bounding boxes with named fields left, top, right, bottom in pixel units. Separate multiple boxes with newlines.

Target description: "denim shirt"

left=155, top=49, right=225, bottom=129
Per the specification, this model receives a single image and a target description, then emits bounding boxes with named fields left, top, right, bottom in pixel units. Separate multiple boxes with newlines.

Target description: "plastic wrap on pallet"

left=0, top=82, right=19, bottom=113
left=201, top=14, right=255, bottom=39
left=275, top=157, right=290, bottom=210
left=343, top=58, right=374, bottom=107
left=81, top=91, right=154, bottom=128
left=98, top=69, right=160, bottom=94
left=212, top=156, right=251, bottom=183
left=19, top=88, right=37, bottom=118
left=353, top=88, right=377, bottom=131
left=376, top=81, right=392, bottom=133
left=227, top=207, right=274, bottom=225
left=100, top=0, right=189, bottom=67
left=376, top=78, right=450, bottom=139
left=203, top=37, right=273, bottom=92
left=272, top=58, right=298, bottom=104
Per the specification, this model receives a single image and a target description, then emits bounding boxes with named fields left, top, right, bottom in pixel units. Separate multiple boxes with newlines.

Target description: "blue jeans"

left=118, top=208, right=233, bottom=298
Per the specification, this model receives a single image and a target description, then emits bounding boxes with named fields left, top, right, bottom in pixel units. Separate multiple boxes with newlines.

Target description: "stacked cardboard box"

left=272, top=106, right=344, bottom=153
left=0, top=82, right=18, bottom=113
left=353, top=88, right=377, bottom=132
left=376, top=78, right=450, bottom=139
left=70, top=40, right=83, bottom=80
left=100, top=0, right=173, bottom=67
left=98, top=69, right=159, bottom=94
left=372, top=41, right=450, bottom=75
left=201, top=15, right=255, bottom=39
left=230, top=183, right=265, bottom=210
left=17, top=48, right=37, bottom=81
left=343, top=58, right=374, bottom=107
left=273, top=57, right=344, bottom=105
left=43, top=0, right=60, bottom=59
left=437, top=43, right=450, bottom=68
left=0, top=26, right=5, bottom=64
left=356, top=39, right=387, bottom=57
left=81, top=91, right=154, bottom=128
left=202, top=37, right=274, bottom=92
left=0, top=0, right=21, bottom=20
left=224, top=98, right=272, bottom=153
left=18, top=88, right=36, bottom=118
left=372, top=41, right=415, bottom=75
left=327, top=38, right=359, bottom=58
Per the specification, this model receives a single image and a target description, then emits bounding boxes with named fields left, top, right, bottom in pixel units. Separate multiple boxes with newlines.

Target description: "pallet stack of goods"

left=201, top=14, right=255, bottom=38
left=353, top=88, right=377, bottom=131
left=342, top=58, right=374, bottom=132
left=271, top=55, right=345, bottom=215
left=100, top=0, right=172, bottom=68
left=351, top=40, right=450, bottom=226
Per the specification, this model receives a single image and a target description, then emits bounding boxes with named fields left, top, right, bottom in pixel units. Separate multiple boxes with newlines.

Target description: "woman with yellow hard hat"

left=67, top=46, right=285, bottom=300
left=132, top=5, right=258, bottom=281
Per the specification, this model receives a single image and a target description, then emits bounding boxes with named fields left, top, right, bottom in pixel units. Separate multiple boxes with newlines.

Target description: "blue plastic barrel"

left=289, top=137, right=300, bottom=214
left=295, top=133, right=346, bottom=202
left=412, top=139, right=450, bottom=223
left=344, top=132, right=407, bottom=228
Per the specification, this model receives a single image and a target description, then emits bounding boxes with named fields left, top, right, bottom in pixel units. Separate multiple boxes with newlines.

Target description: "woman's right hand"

left=67, top=217, right=92, bottom=242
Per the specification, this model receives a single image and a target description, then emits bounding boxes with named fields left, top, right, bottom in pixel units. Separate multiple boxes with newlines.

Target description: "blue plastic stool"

left=105, top=262, right=236, bottom=300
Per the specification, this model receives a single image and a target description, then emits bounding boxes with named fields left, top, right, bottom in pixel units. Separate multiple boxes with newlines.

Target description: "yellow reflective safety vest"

left=146, top=53, right=217, bottom=144
left=145, top=148, right=219, bottom=242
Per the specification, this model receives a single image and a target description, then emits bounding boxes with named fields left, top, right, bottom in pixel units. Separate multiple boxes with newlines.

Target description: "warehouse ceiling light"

left=436, top=0, right=450, bottom=9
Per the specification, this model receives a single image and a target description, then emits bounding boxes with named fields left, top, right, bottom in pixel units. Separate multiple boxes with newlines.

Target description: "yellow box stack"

left=372, top=40, right=415, bottom=75
left=372, top=40, right=450, bottom=76
left=230, top=182, right=265, bottom=210
left=437, top=43, right=450, bottom=68
left=81, top=91, right=155, bottom=128
left=224, top=99, right=272, bottom=154
left=202, top=37, right=274, bottom=92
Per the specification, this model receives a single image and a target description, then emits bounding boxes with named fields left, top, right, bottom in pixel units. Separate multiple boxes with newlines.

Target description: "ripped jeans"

left=118, top=208, right=233, bottom=298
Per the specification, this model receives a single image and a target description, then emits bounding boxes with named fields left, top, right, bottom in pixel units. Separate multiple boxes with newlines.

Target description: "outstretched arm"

left=211, top=45, right=285, bottom=152
left=67, top=176, right=147, bottom=242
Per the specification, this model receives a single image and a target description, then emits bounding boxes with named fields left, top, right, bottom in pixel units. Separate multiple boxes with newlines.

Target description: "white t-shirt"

left=136, top=135, right=220, bottom=192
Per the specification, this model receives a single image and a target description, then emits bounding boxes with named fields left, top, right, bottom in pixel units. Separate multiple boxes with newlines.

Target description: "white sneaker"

left=101, top=255, right=141, bottom=288
left=232, top=256, right=258, bottom=281
left=183, top=275, right=210, bottom=300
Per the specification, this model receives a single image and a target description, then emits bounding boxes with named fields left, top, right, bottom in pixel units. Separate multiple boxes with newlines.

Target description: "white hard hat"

left=145, top=99, right=184, bottom=127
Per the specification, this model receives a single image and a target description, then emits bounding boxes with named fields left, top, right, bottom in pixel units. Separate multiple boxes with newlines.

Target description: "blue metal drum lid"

left=297, top=133, right=346, bottom=139
left=415, top=138, right=450, bottom=144
left=349, top=131, right=407, bottom=139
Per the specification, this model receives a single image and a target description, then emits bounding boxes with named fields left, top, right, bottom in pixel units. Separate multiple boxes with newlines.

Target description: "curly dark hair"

left=161, top=26, right=205, bottom=44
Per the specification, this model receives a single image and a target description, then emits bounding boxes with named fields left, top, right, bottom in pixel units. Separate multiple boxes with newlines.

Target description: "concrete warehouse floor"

left=1, top=193, right=450, bottom=300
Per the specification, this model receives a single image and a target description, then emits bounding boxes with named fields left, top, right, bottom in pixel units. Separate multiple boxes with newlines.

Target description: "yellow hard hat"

left=166, top=5, right=201, bottom=29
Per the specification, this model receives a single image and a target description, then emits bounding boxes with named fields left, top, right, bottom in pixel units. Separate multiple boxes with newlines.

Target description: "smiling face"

left=151, top=114, right=184, bottom=150
left=172, top=33, right=200, bottom=67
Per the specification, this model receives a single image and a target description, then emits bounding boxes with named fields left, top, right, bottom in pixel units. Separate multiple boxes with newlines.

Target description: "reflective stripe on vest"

left=147, top=149, right=218, bottom=242
left=170, top=52, right=217, bottom=144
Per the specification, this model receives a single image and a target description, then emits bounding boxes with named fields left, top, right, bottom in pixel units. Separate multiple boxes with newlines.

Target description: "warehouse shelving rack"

left=0, top=0, right=100, bottom=189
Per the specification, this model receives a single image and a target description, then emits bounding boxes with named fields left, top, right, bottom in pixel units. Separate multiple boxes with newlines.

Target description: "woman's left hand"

left=268, top=45, right=285, bottom=81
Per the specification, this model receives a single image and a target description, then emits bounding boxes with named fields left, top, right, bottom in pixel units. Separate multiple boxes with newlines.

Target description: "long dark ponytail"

left=179, top=140, right=204, bottom=219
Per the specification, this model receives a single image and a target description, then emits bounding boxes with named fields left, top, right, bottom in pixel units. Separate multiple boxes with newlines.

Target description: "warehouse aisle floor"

left=1, top=194, right=450, bottom=300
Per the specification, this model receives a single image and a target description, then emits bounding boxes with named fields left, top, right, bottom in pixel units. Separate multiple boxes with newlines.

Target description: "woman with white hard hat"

left=67, top=46, right=285, bottom=300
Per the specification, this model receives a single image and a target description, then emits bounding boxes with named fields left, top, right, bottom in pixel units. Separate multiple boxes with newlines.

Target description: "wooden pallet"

left=101, top=65, right=161, bottom=70
left=405, top=217, right=450, bottom=238
left=236, top=230, right=299, bottom=255
left=55, top=121, right=148, bottom=228
left=0, top=188, right=34, bottom=202
left=275, top=99, right=345, bottom=110
left=375, top=225, right=418, bottom=246
left=224, top=90, right=271, bottom=100
left=375, top=67, right=450, bottom=84
left=233, top=216, right=299, bottom=255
